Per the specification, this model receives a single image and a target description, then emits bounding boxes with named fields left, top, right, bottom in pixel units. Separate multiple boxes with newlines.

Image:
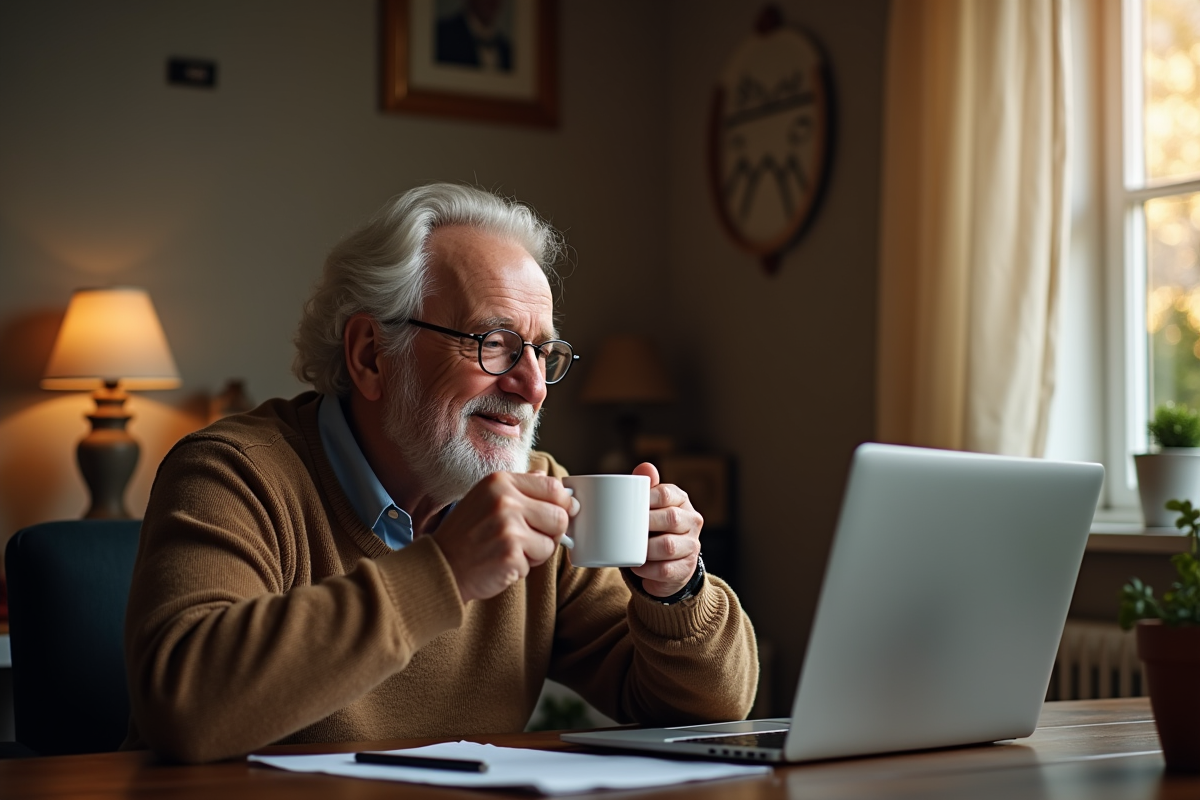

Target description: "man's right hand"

left=431, top=472, right=578, bottom=603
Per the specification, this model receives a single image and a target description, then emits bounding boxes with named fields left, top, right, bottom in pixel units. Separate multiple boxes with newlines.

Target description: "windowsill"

left=1084, top=506, right=1193, bottom=553
left=1088, top=523, right=1190, bottom=554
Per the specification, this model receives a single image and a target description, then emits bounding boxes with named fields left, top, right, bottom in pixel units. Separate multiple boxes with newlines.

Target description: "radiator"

left=1048, top=620, right=1142, bottom=701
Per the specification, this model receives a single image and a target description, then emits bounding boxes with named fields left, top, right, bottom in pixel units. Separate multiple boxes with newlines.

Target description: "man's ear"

left=343, top=313, right=386, bottom=402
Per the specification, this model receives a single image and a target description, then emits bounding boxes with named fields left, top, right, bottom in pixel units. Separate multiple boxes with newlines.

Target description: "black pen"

left=354, top=751, right=489, bottom=772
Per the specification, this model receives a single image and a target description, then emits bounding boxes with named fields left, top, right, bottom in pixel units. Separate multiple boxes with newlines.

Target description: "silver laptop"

left=562, top=443, right=1103, bottom=763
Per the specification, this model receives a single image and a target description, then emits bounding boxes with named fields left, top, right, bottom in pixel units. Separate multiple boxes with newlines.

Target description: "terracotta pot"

left=1137, top=619, right=1200, bottom=771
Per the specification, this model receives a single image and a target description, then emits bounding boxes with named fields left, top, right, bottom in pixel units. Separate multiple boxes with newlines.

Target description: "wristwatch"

left=649, top=555, right=706, bottom=606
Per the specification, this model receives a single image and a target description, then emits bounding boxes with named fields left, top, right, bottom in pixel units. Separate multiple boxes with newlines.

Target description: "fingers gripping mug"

left=560, top=474, right=650, bottom=568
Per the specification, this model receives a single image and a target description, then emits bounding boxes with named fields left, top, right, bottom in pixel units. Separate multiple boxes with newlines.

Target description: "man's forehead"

left=427, top=225, right=547, bottom=282
left=473, top=313, right=558, bottom=339
left=422, top=226, right=556, bottom=334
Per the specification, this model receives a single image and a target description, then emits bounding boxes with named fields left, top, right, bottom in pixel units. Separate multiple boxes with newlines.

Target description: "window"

left=1092, top=0, right=1200, bottom=513
left=1138, top=2, right=1200, bottom=407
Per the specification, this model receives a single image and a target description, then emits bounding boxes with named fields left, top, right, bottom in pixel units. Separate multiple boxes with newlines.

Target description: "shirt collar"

left=317, top=394, right=413, bottom=549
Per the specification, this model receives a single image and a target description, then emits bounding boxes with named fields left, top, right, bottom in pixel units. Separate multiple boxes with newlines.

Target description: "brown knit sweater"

left=122, top=393, right=758, bottom=763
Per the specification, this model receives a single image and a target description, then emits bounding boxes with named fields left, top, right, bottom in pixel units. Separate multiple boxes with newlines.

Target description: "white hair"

left=293, top=183, right=564, bottom=396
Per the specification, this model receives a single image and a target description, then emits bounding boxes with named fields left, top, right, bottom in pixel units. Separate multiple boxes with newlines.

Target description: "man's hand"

left=629, top=462, right=703, bottom=598
left=432, top=472, right=577, bottom=603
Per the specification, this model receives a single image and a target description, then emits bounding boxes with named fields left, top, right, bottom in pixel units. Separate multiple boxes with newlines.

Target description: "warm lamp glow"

left=579, top=335, right=675, bottom=405
left=41, top=287, right=180, bottom=391
left=580, top=335, right=675, bottom=473
left=41, top=287, right=180, bottom=519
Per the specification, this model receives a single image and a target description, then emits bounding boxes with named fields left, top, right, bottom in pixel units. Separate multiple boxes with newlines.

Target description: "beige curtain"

left=876, top=0, right=1070, bottom=456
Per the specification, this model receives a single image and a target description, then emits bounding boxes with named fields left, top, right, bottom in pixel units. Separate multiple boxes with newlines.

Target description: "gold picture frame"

left=382, top=0, right=558, bottom=127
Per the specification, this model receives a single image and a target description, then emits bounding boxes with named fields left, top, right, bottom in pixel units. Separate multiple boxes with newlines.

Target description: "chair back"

left=5, top=520, right=140, bottom=756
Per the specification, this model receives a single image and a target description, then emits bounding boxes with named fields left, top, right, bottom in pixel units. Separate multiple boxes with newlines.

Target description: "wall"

left=0, top=0, right=671, bottom=535
left=666, top=0, right=888, bottom=711
left=1070, top=550, right=1179, bottom=621
left=0, top=0, right=892, bottom=714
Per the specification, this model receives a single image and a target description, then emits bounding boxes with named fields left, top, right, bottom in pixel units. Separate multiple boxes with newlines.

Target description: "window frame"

left=1101, top=0, right=1200, bottom=513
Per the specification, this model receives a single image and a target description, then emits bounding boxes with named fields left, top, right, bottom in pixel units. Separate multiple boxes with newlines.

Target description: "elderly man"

left=123, top=184, right=758, bottom=763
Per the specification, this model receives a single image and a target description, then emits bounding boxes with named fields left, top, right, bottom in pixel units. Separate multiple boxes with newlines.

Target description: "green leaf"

left=1149, top=403, right=1200, bottom=447
left=1119, top=578, right=1164, bottom=629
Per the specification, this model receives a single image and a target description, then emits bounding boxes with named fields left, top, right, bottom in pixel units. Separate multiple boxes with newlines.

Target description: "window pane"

left=1147, top=192, right=1200, bottom=408
left=1144, top=0, right=1200, bottom=182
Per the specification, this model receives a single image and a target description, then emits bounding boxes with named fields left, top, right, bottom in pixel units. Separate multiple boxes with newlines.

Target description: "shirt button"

left=387, top=509, right=399, bottom=519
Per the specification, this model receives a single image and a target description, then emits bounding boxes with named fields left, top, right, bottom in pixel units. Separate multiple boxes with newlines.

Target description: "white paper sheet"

left=250, top=740, right=773, bottom=795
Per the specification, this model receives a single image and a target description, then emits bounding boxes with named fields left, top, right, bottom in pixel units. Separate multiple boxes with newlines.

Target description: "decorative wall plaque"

left=708, top=6, right=831, bottom=275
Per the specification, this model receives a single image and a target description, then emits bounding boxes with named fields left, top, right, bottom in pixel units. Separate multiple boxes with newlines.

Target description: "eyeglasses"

left=402, top=319, right=579, bottom=384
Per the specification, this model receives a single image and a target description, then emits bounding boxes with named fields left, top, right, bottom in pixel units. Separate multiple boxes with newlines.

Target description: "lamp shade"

left=578, top=335, right=676, bottom=405
left=41, top=287, right=180, bottom=391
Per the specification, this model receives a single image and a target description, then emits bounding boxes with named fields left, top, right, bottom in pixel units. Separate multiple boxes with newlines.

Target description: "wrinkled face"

left=382, top=225, right=555, bottom=503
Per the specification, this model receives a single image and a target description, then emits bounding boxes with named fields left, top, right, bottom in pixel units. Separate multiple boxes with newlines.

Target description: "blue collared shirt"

left=317, top=394, right=414, bottom=550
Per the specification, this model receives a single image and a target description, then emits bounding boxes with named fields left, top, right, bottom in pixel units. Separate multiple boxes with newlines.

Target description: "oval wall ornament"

left=708, top=6, right=831, bottom=275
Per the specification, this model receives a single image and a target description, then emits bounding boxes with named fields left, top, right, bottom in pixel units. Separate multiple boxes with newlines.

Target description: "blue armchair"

left=4, top=520, right=140, bottom=756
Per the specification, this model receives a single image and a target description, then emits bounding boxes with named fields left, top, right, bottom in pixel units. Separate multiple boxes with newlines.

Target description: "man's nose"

left=498, top=345, right=547, bottom=405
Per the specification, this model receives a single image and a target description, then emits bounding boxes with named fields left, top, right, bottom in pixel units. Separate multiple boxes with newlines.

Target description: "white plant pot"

left=1134, top=449, right=1200, bottom=528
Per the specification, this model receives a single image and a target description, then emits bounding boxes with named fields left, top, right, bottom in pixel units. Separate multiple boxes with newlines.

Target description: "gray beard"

left=382, top=363, right=540, bottom=506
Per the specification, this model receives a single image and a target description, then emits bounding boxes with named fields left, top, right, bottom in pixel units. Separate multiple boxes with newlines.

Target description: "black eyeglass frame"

left=400, top=318, right=580, bottom=384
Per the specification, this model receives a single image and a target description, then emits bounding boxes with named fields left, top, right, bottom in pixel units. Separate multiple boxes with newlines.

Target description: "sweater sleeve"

left=546, top=522, right=759, bottom=723
left=123, top=437, right=465, bottom=764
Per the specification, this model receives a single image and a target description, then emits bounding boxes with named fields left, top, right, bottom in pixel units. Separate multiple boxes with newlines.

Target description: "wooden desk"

left=0, top=699, right=1195, bottom=798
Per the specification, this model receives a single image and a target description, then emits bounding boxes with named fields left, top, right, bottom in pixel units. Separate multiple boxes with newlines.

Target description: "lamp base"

left=597, top=448, right=636, bottom=474
left=595, top=410, right=640, bottom=474
left=77, top=386, right=139, bottom=519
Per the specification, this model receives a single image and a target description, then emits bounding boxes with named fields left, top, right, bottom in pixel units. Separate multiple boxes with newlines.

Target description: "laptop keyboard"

left=676, top=730, right=788, bottom=750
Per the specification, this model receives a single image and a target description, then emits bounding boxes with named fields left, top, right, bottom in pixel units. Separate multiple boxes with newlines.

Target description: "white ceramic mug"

left=560, top=474, right=650, bottom=567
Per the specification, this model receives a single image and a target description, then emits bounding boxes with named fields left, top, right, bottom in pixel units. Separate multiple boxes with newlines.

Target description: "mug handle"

left=560, top=486, right=576, bottom=550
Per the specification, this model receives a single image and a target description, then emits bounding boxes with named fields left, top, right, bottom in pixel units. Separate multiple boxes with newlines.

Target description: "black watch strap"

left=649, top=555, right=705, bottom=606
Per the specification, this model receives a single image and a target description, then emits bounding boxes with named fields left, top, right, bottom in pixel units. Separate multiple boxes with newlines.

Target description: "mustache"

left=461, top=394, right=536, bottom=427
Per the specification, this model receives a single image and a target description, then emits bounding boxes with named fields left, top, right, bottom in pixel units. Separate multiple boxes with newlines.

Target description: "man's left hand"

left=629, top=462, right=702, bottom=598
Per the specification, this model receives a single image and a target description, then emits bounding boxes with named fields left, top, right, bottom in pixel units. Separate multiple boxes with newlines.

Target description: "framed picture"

left=659, top=455, right=732, bottom=529
left=382, top=0, right=558, bottom=127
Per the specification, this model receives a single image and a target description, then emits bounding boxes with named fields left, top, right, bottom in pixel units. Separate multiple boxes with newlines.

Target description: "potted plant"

left=1134, top=403, right=1200, bottom=528
left=1119, top=498, right=1200, bottom=772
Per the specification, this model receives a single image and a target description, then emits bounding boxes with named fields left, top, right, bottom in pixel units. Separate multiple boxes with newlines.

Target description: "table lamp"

left=579, top=334, right=676, bottom=472
left=41, top=287, right=180, bottom=519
